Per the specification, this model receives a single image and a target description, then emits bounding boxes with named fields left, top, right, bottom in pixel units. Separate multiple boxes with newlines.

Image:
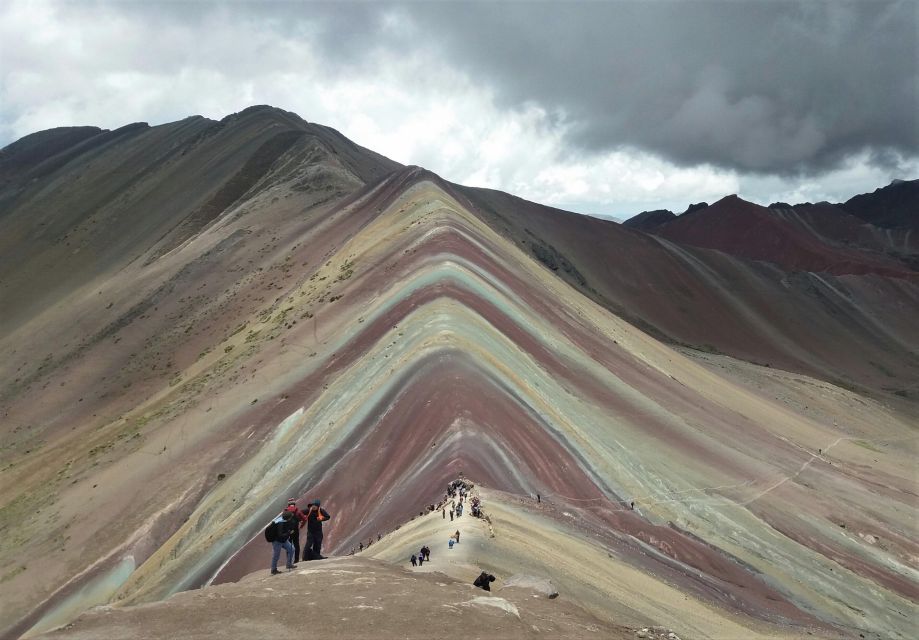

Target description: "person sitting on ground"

left=269, top=511, right=298, bottom=575
left=304, top=499, right=331, bottom=560
left=473, top=572, right=496, bottom=591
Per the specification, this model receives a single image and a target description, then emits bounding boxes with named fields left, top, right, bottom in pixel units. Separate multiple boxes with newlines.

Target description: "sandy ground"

left=365, top=490, right=845, bottom=640
left=35, top=555, right=630, bottom=640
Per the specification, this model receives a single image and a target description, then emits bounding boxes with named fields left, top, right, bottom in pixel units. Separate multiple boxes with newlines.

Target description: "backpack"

left=264, top=521, right=279, bottom=542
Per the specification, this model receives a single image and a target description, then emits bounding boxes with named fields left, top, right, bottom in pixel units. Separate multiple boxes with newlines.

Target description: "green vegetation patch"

left=853, top=440, right=883, bottom=453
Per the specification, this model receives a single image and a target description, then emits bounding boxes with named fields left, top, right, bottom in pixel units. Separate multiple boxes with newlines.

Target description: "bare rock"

left=501, top=574, right=559, bottom=599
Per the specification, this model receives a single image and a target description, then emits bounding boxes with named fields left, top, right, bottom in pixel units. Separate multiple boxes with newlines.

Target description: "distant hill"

left=648, top=194, right=917, bottom=278
left=839, top=178, right=918, bottom=230
left=621, top=208, right=675, bottom=231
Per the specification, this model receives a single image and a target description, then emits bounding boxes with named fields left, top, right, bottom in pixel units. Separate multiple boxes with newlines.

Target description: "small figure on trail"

left=304, top=499, right=331, bottom=560
left=473, top=572, right=495, bottom=591
left=284, top=498, right=308, bottom=562
left=359, top=542, right=364, bottom=552
left=411, top=554, right=418, bottom=567
left=268, top=510, right=298, bottom=575
left=454, top=530, right=460, bottom=543
left=449, top=509, right=454, bottom=521
left=367, top=538, right=373, bottom=548
left=630, top=501, right=635, bottom=510
left=448, top=537, right=455, bottom=549
left=421, top=545, right=430, bottom=561
left=442, top=508, right=446, bottom=519
left=418, top=553, right=424, bottom=567
left=537, top=493, right=541, bottom=504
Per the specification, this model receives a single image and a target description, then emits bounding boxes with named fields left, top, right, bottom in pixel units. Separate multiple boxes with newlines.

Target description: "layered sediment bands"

left=75, top=176, right=913, bottom=638
left=2, top=116, right=918, bottom=640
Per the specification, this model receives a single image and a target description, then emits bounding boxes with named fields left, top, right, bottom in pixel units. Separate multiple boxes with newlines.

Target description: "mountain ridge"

left=2, top=108, right=917, bottom=640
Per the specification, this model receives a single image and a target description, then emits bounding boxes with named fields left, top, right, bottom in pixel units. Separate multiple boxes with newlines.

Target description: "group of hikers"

left=264, top=497, right=331, bottom=574
left=410, top=545, right=431, bottom=566
left=265, top=478, right=492, bottom=579
left=436, top=478, right=483, bottom=521
left=263, top=483, right=500, bottom=595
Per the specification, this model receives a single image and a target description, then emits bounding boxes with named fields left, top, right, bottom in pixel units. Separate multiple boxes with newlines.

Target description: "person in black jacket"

left=473, top=571, right=495, bottom=591
left=269, top=511, right=298, bottom=574
left=304, top=499, right=331, bottom=560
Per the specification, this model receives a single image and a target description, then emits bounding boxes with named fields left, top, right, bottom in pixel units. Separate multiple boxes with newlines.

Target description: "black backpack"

left=264, top=521, right=279, bottom=542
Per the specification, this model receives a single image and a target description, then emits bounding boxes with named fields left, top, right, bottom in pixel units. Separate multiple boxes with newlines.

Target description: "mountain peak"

left=2, top=108, right=917, bottom=640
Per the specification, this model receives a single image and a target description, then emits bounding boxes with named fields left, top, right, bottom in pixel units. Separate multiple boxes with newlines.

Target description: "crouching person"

left=473, top=571, right=496, bottom=591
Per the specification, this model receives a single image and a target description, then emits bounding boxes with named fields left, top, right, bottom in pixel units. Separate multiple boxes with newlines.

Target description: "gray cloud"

left=399, top=1, right=917, bottom=175
left=1, top=0, right=916, bottom=211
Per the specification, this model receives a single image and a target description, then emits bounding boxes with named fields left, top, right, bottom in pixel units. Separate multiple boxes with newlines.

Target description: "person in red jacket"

left=284, top=498, right=308, bottom=562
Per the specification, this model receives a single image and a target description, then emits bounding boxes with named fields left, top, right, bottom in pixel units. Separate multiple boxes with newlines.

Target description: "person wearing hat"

left=283, top=498, right=308, bottom=563
left=304, top=498, right=331, bottom=560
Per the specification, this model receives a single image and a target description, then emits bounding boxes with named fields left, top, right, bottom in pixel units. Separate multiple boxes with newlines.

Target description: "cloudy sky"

left=1, top=0, right=916, bottom=217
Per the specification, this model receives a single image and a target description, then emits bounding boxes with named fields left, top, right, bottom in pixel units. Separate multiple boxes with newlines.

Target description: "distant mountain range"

left=2, top=107, right=916, bottom=640
left=622, top=180, right=918, bottom=276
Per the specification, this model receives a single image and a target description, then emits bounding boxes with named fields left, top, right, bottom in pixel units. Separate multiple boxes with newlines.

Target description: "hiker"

left=284, top=498, right=308, bottom=562
left=454, top=530, right=460, bottom=543
left=449, top=509, right=454, bottom=521
left=537, top=493, right=541, bottom=503
left=442, top=508, right=446, bottom=519
left=411, top=554, right=417, bottom=567
left=473, top=572, right=495, bottom=591
left=421, top=545, right=430, bottom=561
left=629, top=501, right=635, bottom=510
left=448, top=537, right=455, bottom=549
left=359, top=542, right=364, bottom=552
left=418, top=553, right=424, bottom=567
left=304, top=499, right=331, bottom=560
left=269, top=511, right=298, bottom=575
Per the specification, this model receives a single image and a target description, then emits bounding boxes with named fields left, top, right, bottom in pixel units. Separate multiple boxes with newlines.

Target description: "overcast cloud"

left=1, top=0, right=916, bottom=217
